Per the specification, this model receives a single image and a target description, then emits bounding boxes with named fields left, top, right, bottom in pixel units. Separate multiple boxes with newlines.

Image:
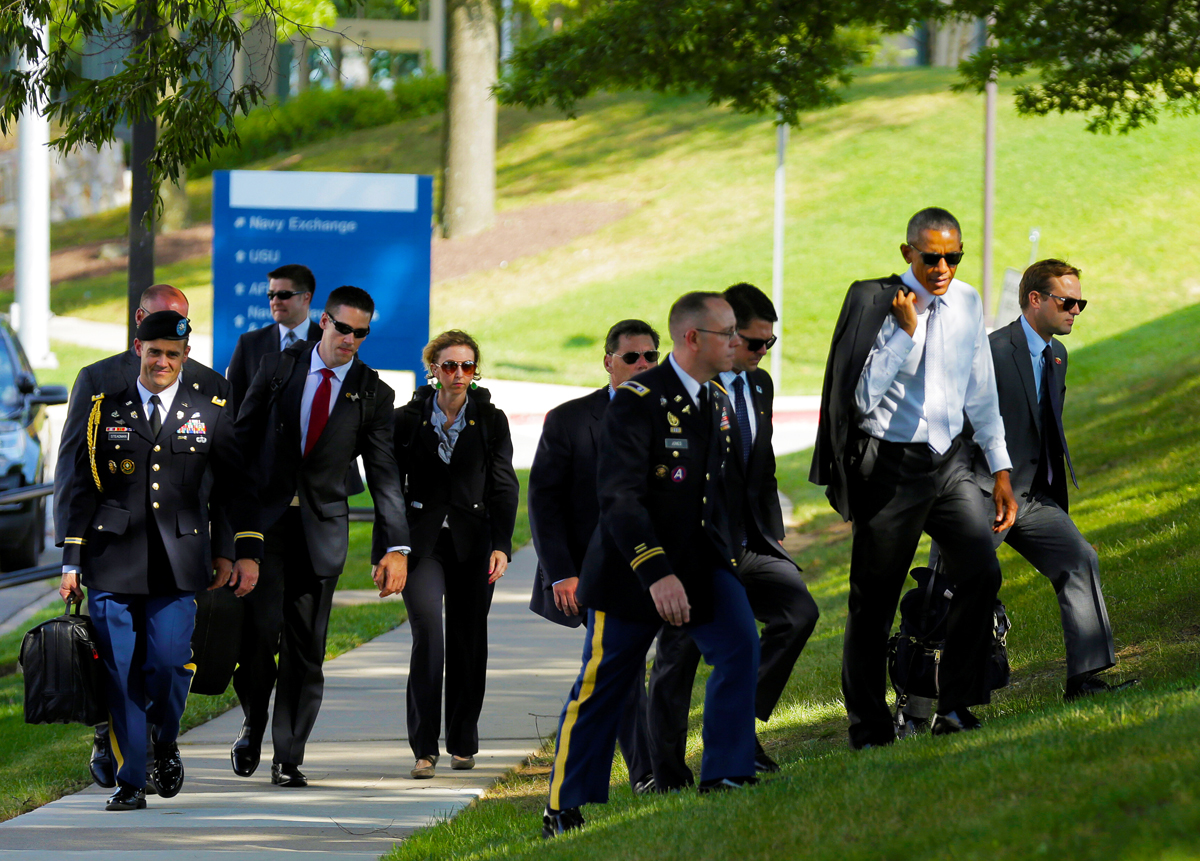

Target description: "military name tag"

left=105, top=426, right=131, bottom=441
left=664, top=439, right=689, bottom=449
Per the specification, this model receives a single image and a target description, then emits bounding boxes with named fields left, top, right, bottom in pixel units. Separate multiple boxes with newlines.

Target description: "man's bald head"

left=137, top=285, right=189, bottom=326
left=667, top=291, right=725, bottom=342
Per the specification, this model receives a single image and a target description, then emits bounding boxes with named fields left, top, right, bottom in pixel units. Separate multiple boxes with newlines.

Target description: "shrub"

left=192, top=74, right=446, bottom=177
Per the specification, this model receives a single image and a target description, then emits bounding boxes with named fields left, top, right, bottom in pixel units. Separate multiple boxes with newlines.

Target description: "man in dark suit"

left=809, top=207, right=1018, bottom=749
left=58, top=311, right=262, bottom=810
left=543, top=292, right=759, bottom=839
left=232, top=285, right=409, bottom=787
left=53, top=284, right=230, bottom=790
left=973, top=260, right=1131, bottom=699
left=528, top=318, right=660, bottom=794
left=648, top=283, right=819, bottom=787
left=225, top=263, right=322, bottom=409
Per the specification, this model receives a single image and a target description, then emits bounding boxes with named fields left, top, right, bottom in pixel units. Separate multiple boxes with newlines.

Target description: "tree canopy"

left=954, top=0, right=1200, bottom=132
left=495, top=0, right=942, bottom=125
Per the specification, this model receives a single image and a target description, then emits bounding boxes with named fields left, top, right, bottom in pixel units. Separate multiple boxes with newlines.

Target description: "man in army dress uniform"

left=59, top=311, right=262, bottom=811
left=542, top=292, right=760, bottom=838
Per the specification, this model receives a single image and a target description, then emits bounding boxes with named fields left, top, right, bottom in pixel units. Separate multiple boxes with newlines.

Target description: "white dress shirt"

left=298, top=347, right=351, bottom=454
left=667, top=354, right=704, bottom=407
left=855, top=266, right=1012, bottom=474
left=1020, top=314, right=1052, bottom=402
left=137, top=377, right=180, bottom=429
left=719, top=369, right=757, bottom=444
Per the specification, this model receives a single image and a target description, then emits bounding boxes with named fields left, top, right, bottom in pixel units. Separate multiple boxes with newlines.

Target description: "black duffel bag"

left=20, top=599, right=107, bottom=726
left=189, top=585, right=244, bottom=696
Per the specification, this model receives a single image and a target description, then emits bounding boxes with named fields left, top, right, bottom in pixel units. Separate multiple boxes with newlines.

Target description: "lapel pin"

left=673, top=395, right=683, bottom=403
left=1055, top=357, right=1062, bottom=364
left=111, top=411, right=119, bottom=418
left=176, top=411, right=184, bottom=420
left=346, top=392, right=360, bottom=401
left=660, top=397, right=668, bottom=407
left=193, top=382, right=200, bottom=389
left=756, top=385, right=763, bottom=394
left=682, top=405, right=692, bottom=414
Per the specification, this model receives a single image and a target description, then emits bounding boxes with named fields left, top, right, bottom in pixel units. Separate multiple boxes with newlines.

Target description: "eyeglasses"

left=268, top=289, right=309, bottom=301
left=436, top=360, right=477, bottom=376
left=912, top=249, right=964, bottom=267
left=609, top=350, right=660, bottom=365
left=1040, top=291, right=1087, bottom=312
left=695, top=328, right=739, bottom=341
left=326, top=313, right=370, bottom=339
left=740, top=334, right=777, bottom=352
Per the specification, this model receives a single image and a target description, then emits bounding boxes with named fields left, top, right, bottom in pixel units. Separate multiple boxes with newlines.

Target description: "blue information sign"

left=211, top=170, right=433, bottom=378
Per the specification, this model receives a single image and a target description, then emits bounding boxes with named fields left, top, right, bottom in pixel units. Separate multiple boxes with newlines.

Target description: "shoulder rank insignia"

left=212, top=397, right=227, bottom=407
left=617, top=380, right=650, bottom=397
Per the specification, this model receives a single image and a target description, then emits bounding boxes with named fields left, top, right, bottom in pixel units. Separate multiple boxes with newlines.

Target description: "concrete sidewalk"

left=0, top=547, right=583, bottom=859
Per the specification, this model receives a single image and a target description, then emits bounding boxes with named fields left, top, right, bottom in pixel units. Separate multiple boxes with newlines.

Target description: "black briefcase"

left=20, top=599, right=107, bottom=726
left=190, top=586, right=244, bottom=696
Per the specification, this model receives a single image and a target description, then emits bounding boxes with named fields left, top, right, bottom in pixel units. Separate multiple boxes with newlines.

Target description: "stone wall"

left=0, top=142, right=129, bottom=228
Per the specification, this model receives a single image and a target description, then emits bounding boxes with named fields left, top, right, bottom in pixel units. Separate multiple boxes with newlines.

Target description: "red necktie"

left=304, top=368, right=335, bottom=457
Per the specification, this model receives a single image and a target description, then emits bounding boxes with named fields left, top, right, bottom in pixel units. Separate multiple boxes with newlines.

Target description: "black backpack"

left=887, top=565, right=1012, bottom=712
left=20, top=600, right=107, bottom=726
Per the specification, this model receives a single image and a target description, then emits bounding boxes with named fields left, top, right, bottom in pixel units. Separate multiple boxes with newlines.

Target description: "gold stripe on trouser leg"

left=108, top=714, right=124, bottom=772
left=548, top=611, right=607, bottom=811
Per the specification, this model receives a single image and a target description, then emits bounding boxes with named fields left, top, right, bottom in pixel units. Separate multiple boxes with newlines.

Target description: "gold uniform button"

left=154, top=445, right=161, bottom=452
left=672, top=451, right=680, bottom=458
left=702, top=496, right=707, bottom=503
left=97, top=525, right=104, bottom=530
left=152, top=464, right=160, bottom=472
left=152, top=482, right=159, bottom=490
left=190, top=446, right=195, bottom=452
left=705, top=473, right=711, bottom=480
left=152, top=502, right=160, bottom=509
left=700, top=519, right=705, bottom=526
left=114, top=445, right=121, bottom=450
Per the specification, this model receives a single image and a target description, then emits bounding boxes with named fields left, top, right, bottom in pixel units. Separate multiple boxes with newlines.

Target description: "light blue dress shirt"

left=1020, top=314, right=1052, bottom=402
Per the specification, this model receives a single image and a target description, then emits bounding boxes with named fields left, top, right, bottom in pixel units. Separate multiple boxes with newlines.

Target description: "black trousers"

left=402, top=529, right=495, bottom=759
left=232, top=537, right=286, bottom=732
left=262, top=508, right=339, bottom=766
left=843, top=435, right=1001, bottom=749
left=647, top=547, right=818, bottom=788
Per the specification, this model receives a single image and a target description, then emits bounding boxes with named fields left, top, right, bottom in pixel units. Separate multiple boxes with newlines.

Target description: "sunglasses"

left=268, top=290, right=309, bottom=301
left=326, top=313, right=370, bottom=339
left=609, top=350, right=660, bottom=365
left=912, top=249, right=965, bottom=267
left=740, top=334, right=777, bottom=352
left=1040, top=291, right=1087, bottom=312
left=436, top=360, right=477, bottom=376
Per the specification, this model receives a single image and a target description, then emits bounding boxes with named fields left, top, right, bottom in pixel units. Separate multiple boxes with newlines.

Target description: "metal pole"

left=500, top=0, right=513, bottom=63
left=771, top=119, right=787, bottom=383
left=982, top=74, right=997, bottom=327
left=14, top=16, right=56, bottom=369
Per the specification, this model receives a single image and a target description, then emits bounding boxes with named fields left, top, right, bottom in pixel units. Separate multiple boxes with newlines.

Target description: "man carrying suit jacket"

left=58, top=311, right=262, bottom=811
left=528, top=318, right=660, bottom=795
left=225, top=264, right=323, bottom=409
left=543, top=292, right=759, bottom=839
left=231, top=285, right=410, bottom=787
left=648, top=283, right=819, bottom=787
left=809, top=207, right=1018, bottom=749
left=53, top=284, right=230, bottom=791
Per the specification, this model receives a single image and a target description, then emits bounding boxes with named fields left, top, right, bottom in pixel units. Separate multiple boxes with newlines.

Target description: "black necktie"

left=148, top=394, right=162, bottom=437
left=1039, top=345, right=1075, bottom=488
left=732, top=376, right=752, bottom=467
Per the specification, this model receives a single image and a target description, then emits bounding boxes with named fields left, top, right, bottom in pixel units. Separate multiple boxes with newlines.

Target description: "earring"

left=435, top=380, right=442, bottom=390
left=469, top=381, right=478, bottom=390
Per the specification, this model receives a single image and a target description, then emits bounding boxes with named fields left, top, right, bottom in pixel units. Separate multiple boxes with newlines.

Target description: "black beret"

left=137, top=310, right=191, bottom=342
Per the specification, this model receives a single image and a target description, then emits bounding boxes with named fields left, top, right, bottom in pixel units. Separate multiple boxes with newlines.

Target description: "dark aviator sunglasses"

left=268, top=289, right=310, bottom=301
left=741, top=334, right=777, bottom=352
left=436, top=360, right=477, bottom=376
left=327, top=313, right=370, bottom=339
left=914, top=250, right=964, bottom=267
left=1040, top=291, right=1087, bottom=312
left=609, top=350, right=660, bottom=365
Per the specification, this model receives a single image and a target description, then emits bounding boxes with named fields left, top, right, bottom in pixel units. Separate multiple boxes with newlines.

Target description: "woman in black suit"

left=384, top=330, right=519, bottom=779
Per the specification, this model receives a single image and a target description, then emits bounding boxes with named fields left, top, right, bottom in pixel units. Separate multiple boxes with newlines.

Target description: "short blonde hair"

left=423, top=329, right=481, bottom=373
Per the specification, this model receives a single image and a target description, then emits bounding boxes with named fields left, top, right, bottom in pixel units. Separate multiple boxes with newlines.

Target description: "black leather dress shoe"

left=231, top=722, right=264, bottom=777
left=1065, top=673, right=1140, bottom=702
left=152, top=742, right=185, bottom=799
left=105, top=784, right=147, bottom=811
left=271, top=762, right=308, bottom=787
left=931, top=709, right=982, bottom=736
left=698, top=775, right=760, bottom=794
left=90, top=726, right=116, bottom=789
left=754, top=739, right=780, bottom=773
left=631, top=775, right=660, bottom=795
left=542, top=805, right=584, bottom=838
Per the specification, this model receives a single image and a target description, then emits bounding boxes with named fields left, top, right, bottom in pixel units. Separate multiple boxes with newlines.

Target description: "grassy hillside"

left=382, top=295, right=1200, bottom=861
left=5, top=68, right=1199, bottom=392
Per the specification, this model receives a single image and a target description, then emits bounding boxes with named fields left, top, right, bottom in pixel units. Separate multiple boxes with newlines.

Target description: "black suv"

left=0, top=319, right=68, bottom=570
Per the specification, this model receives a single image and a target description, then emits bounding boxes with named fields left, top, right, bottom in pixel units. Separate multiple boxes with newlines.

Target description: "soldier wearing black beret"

left=58, top=310, right=262, bottom=811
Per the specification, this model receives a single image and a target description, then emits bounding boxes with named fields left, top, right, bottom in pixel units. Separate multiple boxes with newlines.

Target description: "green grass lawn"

left=379, top=301, right=1199, bottom=857
left=6, top=68, right=1199, bottom=393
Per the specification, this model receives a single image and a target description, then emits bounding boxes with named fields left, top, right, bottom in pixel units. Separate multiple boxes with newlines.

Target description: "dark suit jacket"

left=809, top=275, right=906, bottom=520
left=527, top=386, right=608, bottom=627
left=61, top=379, right=261, bottom=593
left=54, top=348, right=230, bottom=546
left=373, top=385, right=518, bottom=565
left=226, top=321, right=322, bottom=409
left=235, top=342, right=408, bottom=577
left=730, top=368, right=796, bottom=563
left=577, top=364, right=738, bottom=625
left=970, top=318, right=1074, bottom=512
